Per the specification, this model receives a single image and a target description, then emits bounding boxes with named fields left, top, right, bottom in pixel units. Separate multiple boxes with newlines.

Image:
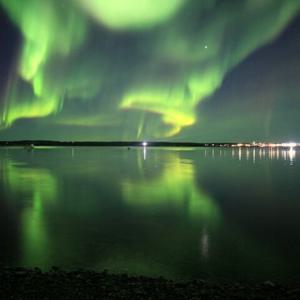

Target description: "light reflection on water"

left=228, top=147, right=296, bottom=164
left=0, top=147, right=299, bottom=282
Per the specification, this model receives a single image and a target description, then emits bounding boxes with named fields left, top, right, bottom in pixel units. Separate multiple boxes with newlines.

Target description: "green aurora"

left=0, top=0, right=300, bottom=140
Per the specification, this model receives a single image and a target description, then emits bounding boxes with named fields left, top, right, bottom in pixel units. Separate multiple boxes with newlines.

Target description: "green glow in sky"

left=0, top=0, right=86, bottom=126
left=1, top=0, right=86, bottom=80
left=0, top=0, right=300, bottom=139
left=76, top=0, right=186, bottom=30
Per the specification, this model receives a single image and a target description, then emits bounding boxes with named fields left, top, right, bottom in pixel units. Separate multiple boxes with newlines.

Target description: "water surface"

left=0, top=147, right=299, bottom=282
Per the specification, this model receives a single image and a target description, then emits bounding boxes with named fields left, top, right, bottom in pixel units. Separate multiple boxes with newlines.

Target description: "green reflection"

left=123, top=153, right=219, bottom=223
left=3, top=159, right=57, bottom=266
left=0, top=148, right=293, bottom=280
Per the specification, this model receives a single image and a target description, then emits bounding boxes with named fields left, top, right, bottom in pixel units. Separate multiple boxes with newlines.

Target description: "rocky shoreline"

left=0, top=267, right=299, bottom=299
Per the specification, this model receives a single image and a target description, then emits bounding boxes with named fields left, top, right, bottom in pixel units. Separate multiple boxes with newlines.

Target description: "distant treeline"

left=0, top=141, right=236, bottom=147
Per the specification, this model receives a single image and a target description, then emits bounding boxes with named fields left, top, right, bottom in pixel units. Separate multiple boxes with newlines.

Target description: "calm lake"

left=0, top=147, right=299, bottom=282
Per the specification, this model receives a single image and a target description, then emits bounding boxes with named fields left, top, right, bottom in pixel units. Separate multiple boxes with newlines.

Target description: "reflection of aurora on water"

left=2, top=159, right=58, bottom=267
left=123, top=153, right=219, bottom=223
left=0, top=148, right=292, bottom=278
left=1, top=0, right=300, bottom=139
left=122, top=152, right=221, bottom=262
left=1, top=151, right=221, bottom=272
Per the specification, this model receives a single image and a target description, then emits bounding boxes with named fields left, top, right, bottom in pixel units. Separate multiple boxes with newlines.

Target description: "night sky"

left=0, top=0, right=299, bottom=142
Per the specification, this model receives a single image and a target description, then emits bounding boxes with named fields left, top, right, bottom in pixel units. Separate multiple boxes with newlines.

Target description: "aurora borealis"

left=1, top=0, right=300, bottom=141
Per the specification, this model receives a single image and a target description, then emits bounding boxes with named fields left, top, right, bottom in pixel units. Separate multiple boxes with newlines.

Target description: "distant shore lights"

left=232, top=142, right=299, bottom=149
left=230, top=141, right=297, bottom=164
left=282, top=142, right=297, bottom=149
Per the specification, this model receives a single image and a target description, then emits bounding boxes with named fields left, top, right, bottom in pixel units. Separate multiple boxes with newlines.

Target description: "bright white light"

left=204, top=45, right=208, bottom=49
left=282, top=142, right=297, bottom=148
left=142, top=141, right=148, bottom=147
left=289, top=142, right=296, bottom=148
left=288, top=148, right=296, bottom=165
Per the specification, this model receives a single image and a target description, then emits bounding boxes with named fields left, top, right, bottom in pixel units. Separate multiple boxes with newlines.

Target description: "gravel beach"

left=1, top=267, right=299, bottom=299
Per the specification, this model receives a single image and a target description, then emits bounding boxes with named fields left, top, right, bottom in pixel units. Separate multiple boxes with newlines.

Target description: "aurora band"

left=1, top=0, right=300, bottom=138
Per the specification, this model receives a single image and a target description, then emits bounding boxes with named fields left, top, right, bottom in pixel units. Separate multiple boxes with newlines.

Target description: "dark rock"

left=263, top=280, right=276, bottom=288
